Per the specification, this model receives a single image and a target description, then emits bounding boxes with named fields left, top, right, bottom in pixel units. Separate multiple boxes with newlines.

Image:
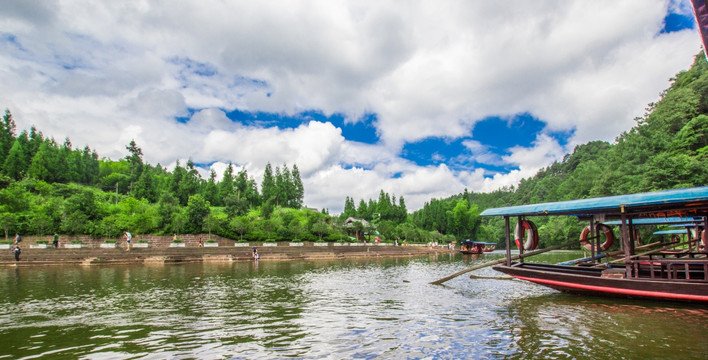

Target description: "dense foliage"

left=0, top=115, right=326, bottom=241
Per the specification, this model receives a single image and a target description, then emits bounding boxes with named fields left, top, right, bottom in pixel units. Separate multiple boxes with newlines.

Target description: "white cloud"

left=0, top=0, right=701, bottom=213
left=504, top=134, right=567, bottom=172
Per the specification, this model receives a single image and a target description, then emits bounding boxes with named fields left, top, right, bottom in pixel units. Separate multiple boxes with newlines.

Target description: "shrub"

left=71, top=239, right=82, bottom=244
left=172, top=238, right=182, bottom=243
left=104, top=239, right=116, bottom=243
left=36, top=240, right=49, bottom=244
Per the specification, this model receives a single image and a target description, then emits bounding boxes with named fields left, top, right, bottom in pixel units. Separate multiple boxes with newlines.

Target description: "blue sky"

left=0, top=0, right=701, bottom=212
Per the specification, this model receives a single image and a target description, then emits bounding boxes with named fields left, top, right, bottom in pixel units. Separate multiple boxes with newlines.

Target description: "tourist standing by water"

left=252, top=246, right=259, bottom=259
left=124, top=232, right=132, bottom=250
left=53, top=233, right=59, bottom=248
left=12, top=245, right=21, bottom=261
left=14, top=233, right=21, bottom=245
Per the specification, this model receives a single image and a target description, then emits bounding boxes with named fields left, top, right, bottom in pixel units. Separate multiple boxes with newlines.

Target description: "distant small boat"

left=460, top=240, right=496, bottom=254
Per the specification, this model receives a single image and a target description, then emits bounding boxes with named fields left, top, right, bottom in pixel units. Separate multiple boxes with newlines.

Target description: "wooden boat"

left=460, top=240, right=496, bottom=254
left=480, top=186, right=708, bottom=303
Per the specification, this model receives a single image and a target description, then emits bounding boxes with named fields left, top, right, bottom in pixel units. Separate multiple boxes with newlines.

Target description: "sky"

left=0, top=0, right=702, bottom=213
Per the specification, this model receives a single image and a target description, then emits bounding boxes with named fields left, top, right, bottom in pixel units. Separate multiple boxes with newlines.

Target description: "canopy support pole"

left=504, top=216, right=511, bottom=266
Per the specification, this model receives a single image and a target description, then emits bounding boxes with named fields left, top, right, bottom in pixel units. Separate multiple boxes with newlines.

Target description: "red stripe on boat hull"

left=513, top=275, right=708, bottom=302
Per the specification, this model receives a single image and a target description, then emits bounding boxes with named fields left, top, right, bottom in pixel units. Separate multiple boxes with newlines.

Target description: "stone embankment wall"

left=5, top=234, right=428, bottom=249
left=0, top=234, right=443, bottom=267
left=5, top=234, right=234, bottom=249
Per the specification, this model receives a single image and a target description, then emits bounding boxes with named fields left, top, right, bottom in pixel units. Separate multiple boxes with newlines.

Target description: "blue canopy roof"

left=603, top=217, right=701, bottom=225
left=461, top=240, right=496, bottom=245
left=670, top=223, right=705, bottom=228
left=480, top=186, right=708, bottom=217
left=653, top=230, right=688, bottom=235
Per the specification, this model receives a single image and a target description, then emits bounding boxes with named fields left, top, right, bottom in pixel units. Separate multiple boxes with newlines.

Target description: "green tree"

left=125, top=139, right=144, bottom=191
left=230, top=216, right=251, bottom=241
left=59, top=138, right=79, bottom=183
left=2, top=139, right=27, bottom=180
left=0, top=109, right=16, bottom=165
left=218, top=163, right=234, bottom=205
left=397, top=196, right=408, bottom=223
left=261, top=197, right=275, bottom=219
left=134, top=166, right=157, bottom=202
left=156, top=192, right=179, bottom=232
left=291, top=164, right=304, bottom=208
left=274, top=165, right=286, bottom=206
left=356, top=199, right=368, bottom=220
left=204, top=169, right=219, bottom=205
left=341, top=196, right=356, bottom=219
left=28, top=140, right=59, bottom=182
left=261, top=162, right=275, bottom=203
left=0, top=211, right=17, bottom=240
left=203, top=212, right=222, bottom=239
left=185, top=194, right=210, bottom=233
left=310, top=219, right=330, bottom=241
left=178, top=160, right=201, bottom=204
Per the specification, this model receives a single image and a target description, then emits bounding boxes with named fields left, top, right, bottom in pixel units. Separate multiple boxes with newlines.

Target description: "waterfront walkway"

left=0, top=235, right=452, bottom=266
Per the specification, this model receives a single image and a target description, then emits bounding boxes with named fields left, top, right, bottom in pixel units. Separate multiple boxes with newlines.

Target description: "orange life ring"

left=579, top=223, right=614, bottom=252
left=514, top=220, right=539, bottom=251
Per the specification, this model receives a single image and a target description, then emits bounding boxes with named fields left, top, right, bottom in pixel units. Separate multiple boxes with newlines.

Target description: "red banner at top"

left=692, top=0, right=708, bottom=58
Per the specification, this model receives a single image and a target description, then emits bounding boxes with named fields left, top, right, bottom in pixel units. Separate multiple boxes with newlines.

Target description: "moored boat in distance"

left=460, top=240, right=496, bottom=254
left=480, top=186, right=708, bottom=303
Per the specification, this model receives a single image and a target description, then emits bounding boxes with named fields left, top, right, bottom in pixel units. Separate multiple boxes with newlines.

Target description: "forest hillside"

left=412, top=53, right=708, bottom=248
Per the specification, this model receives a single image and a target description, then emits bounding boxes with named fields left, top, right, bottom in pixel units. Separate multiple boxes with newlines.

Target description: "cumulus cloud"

left=0, top=0, right=701, bottom=212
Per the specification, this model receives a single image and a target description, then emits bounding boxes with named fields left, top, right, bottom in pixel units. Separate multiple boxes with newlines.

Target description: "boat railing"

left=645, top=252, right=707, bottom=260
left=629, top=258, right=708, bottom=282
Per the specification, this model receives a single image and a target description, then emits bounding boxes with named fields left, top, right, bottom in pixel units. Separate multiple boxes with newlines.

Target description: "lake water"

left=1, top=251, right=707, bottom=359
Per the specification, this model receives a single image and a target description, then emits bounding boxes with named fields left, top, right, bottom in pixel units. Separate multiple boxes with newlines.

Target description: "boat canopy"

left=460, top=240, right=496, bottom=245
left=603, top=217, right=702, bottom=225
left=670, top=223, right=705, bottom=228
left=653, top=230, right=689, bottom=235
left=479, top=186, right=708, bottom=218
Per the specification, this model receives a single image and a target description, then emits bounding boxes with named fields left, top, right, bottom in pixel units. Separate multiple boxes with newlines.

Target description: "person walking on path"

left=12, top=245, right=21, bottom=261
left=14, top=233, right=21, bottom=244
left=124, top=232, right=132, bottom=251
left=53, top=233, right=59, bottom=248
left=198, top=237, right=203, bottom=247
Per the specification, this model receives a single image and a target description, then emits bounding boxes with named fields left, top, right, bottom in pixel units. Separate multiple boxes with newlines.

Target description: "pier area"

left=0, top=235, right=452, bottom=266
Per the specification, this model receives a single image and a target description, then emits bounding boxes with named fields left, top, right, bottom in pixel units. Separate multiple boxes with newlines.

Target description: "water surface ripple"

left=1, top=252, right=707, bottom=359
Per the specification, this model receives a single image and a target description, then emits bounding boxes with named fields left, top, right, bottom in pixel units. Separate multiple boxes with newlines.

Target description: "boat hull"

left=493, top=263, right=708, bottom=303
left=460, top=250, right=483, bottom=255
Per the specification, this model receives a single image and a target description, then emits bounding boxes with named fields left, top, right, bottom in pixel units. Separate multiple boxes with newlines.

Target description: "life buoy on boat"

left=579, top=223, right=614, bottom=252
left=514, top=220, right=539, bottom=251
